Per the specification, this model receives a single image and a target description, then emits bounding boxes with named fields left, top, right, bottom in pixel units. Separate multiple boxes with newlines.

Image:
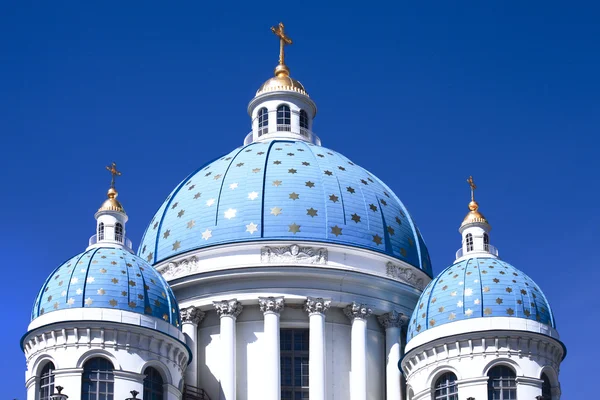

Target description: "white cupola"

left=245, top=22, right=319, bottom=145
left=455, top=176, right=498, bottom=261
left=87, top=162, right=132, bottom=252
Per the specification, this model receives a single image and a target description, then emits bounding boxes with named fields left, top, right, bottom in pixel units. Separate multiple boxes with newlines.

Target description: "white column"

left=259, top=297, right=285, bottom=400
left=377, top=311, right=404, bottom=400
left=114, top=371, right=144, bottom=400
left=304, top=297, right=331, bottom=400
left=180, top=306, right=205, bottom=388
left=213, top=299, right=243, bottom=400
left=344, top=302, right=373, bottom=400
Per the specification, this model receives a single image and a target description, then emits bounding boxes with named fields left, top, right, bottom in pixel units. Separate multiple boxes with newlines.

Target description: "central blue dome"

left=138, top=140, right=431, bottom=274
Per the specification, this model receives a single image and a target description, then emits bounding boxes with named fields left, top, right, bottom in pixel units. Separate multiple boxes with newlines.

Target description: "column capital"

left=213, top=299, right=243, bottom=318
left=180, top=306, right=205, bottom=325
left=259, top=296, right=285, bottom=314
left=377, top=310, right=407, bottom=329
left=344, top=302, right=372, bottom=321
left=304, top=297, right=331, bottom=315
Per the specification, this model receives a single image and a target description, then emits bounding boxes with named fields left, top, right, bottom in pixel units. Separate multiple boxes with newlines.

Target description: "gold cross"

left=106, top=162, right=122, bottom=188
left=467, top=176, right=477, bottom=201
left=271, top=22, right=293, bottom=66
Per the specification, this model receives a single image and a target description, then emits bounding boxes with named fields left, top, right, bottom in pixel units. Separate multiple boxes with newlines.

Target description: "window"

left=434, top=372, right=458, bottom=400
left=115, top=223, right=123, bottom=243
left=281, top=329, right=309, bottom=399
left=82, top=357, right=114, bottom=400
left=541, top=373, right=552, bottom=400
left=484, top=233, right=490, bottom=251
left=408, top=388, right=414, bottom=400
left=466, top=233, right=474, bottom=252
left=277, top=105, right=291, bottom=131
left=143, top=367, right=164, bottom=400
left=258, top=108, right=268, bottom=136
left=98, top=222, right=104, bottom=241
left=299, top=110, right=309, bottom=131
left=487, top=365, right=517, bottom=400
left=39, top=362, right=55, bottom=400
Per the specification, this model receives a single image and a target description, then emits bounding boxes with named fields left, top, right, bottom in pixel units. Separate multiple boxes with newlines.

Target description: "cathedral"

left=22, top=23, right=565, bottom=400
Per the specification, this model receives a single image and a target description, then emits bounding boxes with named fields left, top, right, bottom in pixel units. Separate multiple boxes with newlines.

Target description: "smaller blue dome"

left=31, top=247, right=180, bottom=328
left=407, top=257, right=555, bottom=342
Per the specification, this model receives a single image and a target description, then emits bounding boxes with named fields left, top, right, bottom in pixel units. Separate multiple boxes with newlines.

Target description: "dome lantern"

left=88, top=162, right=132, bottom=251
left=246, top=23, right=320, bottom=146
left=456, top=176, right=497, bottom=261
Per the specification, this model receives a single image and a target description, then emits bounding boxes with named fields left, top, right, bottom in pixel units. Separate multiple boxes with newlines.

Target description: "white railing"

left=277, top=124, right=292, bottom=132
left=89, top=234, right=133, bottom=250
left=455, top=244, right=499, bottom=259
left=244, top=128, right=322, bottom=146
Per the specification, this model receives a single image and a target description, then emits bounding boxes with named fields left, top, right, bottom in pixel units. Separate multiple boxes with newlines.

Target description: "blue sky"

left=1, top=1, right=597, bottom=398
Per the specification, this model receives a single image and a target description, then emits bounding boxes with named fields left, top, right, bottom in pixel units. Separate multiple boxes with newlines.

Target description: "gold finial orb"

left=468, top=200, right=478, bottom=211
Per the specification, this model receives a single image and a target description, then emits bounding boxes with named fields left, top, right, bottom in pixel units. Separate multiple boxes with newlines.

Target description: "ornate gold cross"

left=106, top=162, right=122, bottom=188
left=271, top=22, right=293, bottom=66
left=467, top=176, right=477, bottom=201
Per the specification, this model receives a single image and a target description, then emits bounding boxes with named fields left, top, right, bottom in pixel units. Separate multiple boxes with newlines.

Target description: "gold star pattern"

left=484, top=308, right=493, bottom=316
left=465, top=309, right=473, bottom=317
left=109, top=299, right=118, bottom=307
left=214, top=174, right=222, bottom=180
left=289, top=192, right=299, bottom=200
left=273, top=180, right=282, bottom=187
left=97, top=288, right=105, bottom=295
left=331, top=226, right=342, bottom=236
left=305, top=181, right=315, bottom=188
left=395, top=217, right=402, bottom=224
left=188, top=184, right=195, bottom=190
left=372, top=234, right=383, bottom=245
left=129, top=301, right=136, bottom=309
left=351, top=213, right=361, bottom=223
left=346, top=186, right=355, bottom=194
left=246, top=222, right=258, bottom=234
left=173, top=241, right=181, bottom=251
left=324, top=170, right=333, bottom=176
left=496, top=298, right=503, bottom=304
left=206, top=198, right=216, bottom=207
left=524, top=309, right=531, bottom=317
left=202, top=229, right=212, bottom=240
left=307, top=208, right=318, bottom=217
left=288, top=168, right=297, bottom=174
left=273, top=160, right=282, bottom=165
left=229, top=182, right=239, bottom=190
left=400, top=248, right=407, bottom=257
left=287, top=153, right=294, bottom=156
left=506, top=287, right=513, bottom=293
left=248, top=191, right=259, bottom=200
left=100, top=268, right=107, bottom=274
left=387, top=226, right=395, bottom=235
left=448, top=313, right=456, bottom=321
left=85, top=298, right=93, bottom=306
left=236, top=163, right=244, bottom=167
left=171, top=202, right=179, bottom=209
left=146, top=252, right=153, bottom=262
left=153, top=222, right=159, bottom=229
left=177, top=209, right=185, bottom=218
left=53, top=302, right=59, bottom=310
left=87, top=277, right=95, bottom=284
left=67, top=298, right=75, bottom=306
left=187, top=220, right=196, bottom=229
left=288, top=223, right=301, bottom=234
left=270, top=207, right=282, bottom=216
left=302, top=161, right=310, bottom=166
left=129, top=280, right=136, bottom=287
left=163, top=230, right=171, bottom=239
left=506, top=308, right=515, bottom=316
left=224, top=208, right=237, bottom=219
left=438, top=306, right=444, bottom=313
left=252, top=168, right=261, bottom=173
left=369, top=204, right=378, bottom=212
left=193, top=192, right=202, bottom=199
left=329, top=194, right=339, bottom=203
left=429, top=319, right=436, bottom=326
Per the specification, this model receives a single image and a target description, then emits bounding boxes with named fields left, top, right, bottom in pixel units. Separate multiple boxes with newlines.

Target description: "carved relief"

left=258, top=296, right=285, bottom=314
left=304, top=297, right=331, bottom=315
left=160, top=256, right=199, bottom=280
left=386, top=262, right=426, bottom=290
left=261, top=245, right=327, bottom=264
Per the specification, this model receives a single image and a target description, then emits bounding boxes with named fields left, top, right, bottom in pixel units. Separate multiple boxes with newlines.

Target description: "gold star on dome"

left=67, top=298, right=75, bottom=306
left=53, top=302, right=59, bottom=310
left=438, top=306, right=445, bottom=313
left=172, top=241, right=181, bottom=251
left=483, top=286, right=490, bottom=293
left=248, top=191, right=259, bottom=200
left=153, top=222, right=159, bottom=229
left=465, top=309, right=473, bottom=317
left=387, top=226, right=395, bottom=236
left=493, top=278, right=500, bottom=283
left=400, top=248, right=407, bottom=257
left=496, top=298, right=503, bottom=304
left=273, top=180, right=282, bottom=187
left=177, top=209, right=185, bottom=218
left=324, top=170, right=333, bottom=176
left=506, top=287, right=513, bottom=293
left=457, top=300, right=463, bottom=307
left=351, top=213, right=361, bottom=223
left=369, top=204, right=378, bottom=212
left=163, top=230, right=171, bottom=239
left=71, top=277, right=79, bottom=284
left=121, top=291, right=127, bottom=296
left=154, top=299, right=161, bottom=307
left=246, top=222, right=258, bottom=234
left=129, top=301, right=136, bottom=309
left=372, top=234, right=383, bottom=245
left=147, top=252, right=153, bottom=262
left=257, top=151, right=265, bottom=155
left=289, top=223, right=301, bottom=234
left=206, top=198, right=216, bottom=207
left=85, top=297, right=93, bottom=306
left=252, top=168, right=261, bottom=173
left=305, top=181, right=315, bottom=188
left=271, top=207, right=282, bottom=216
left=506, top=308, right=515, bottom=316
left=87, top=277, right=95, bottom=284
left=109, top=299, right=118, bottom=307
left=273, top=160, right=282, bottom=165
left=329, top=194, right=339, bottom=203
left=172, top=202, right=179, bottom=209
left=289, top=192, right=299, bottom=200
left=302, top=161, right=310, bottom=166
left=380, top=199, right=387, bottom=206
left=229, top=183, right=239, bottom=190
left=361, top=179, right=368, bottom=185
left=448, top=313, right=456, bottom=321
left=306, top=208, right=318, bottom=217
left=99, top=268, right=107, bottom=274
left=129, top=280, right=136, bottom=287
left=97, top=288, right=105, bottom=295
left=187, top=220, right=195, bottom=229
left=202, top=229, right=212, bottom=240
left=524, top=309, right=531, bottom=317
left=214, top=174, right=222, bottom=180
left=288, top=168, right=297, bottom=174
left=451, top=291, right=458, bottom=297
left=236, top=162, right=244, bottom=167
left=331, top=226, right=342, bottom=237
left=346, top=186, right=355, bottom=194
left=338, top=166, right=346, bottom=171
left=484, top=308, right=492, bottom=316
left=224, top=208, right=237, bottom=219
left=287, top=153, right=294, bottom=156
left=188, top=184, right=195, bottom=190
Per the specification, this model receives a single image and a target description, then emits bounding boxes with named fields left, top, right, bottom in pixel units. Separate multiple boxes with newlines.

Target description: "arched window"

left=466, top=233, right=474, bottom=252
left=115, top=223, right=123, bottom=243
left=143, top=367, right=164, bottom=400
left=484, top=233, right=490, bottom=251
left=299, top=109, right=309, bottom=133
left=98, top=222, right=104, bottom=241
left=258, top=107, right=268, bottom=136
left=434, top=372, right=458, bottom=400
left=277, top=104, right=291, bottom=131
left=82, top=357, right=114, bottom=400
left=39, top=362, right=55, bottom=400
left=487, top=365, right=517, bottom=400
left=541, top=373, right=552, bottom=400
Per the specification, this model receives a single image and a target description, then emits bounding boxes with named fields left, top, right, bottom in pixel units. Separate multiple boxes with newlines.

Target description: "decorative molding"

left=377, top=310, right=406, bottom=329
left=304, top=297, right=331, bottom=315
left=386, top=262, right=426, bottom=290
left=260, top=244, right=327, bottom=264
left=258, top=297, right=285, bottom=314
left=344, top=302, right=373, bottom=321
left=160, top=256, right=199, bottom=280
left=213, top=299, right=243, bottom=318
left=180, top=306, right=205, bottom=325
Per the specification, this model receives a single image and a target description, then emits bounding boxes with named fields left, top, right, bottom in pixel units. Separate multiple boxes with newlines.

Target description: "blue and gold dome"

left=138, top=140, right=431, bottom=275
left=31, top=247, right=180, bottom=328
left=407, top=257, right=555, bottom=342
